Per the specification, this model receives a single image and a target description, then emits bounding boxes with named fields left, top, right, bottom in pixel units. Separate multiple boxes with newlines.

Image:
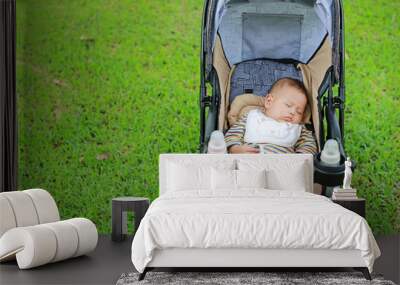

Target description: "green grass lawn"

left=16, top=0, right=399, bottom=234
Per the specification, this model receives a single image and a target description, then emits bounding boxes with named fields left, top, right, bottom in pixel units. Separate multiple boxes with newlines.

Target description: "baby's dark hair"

left=269, top=77, right=307, bottom=99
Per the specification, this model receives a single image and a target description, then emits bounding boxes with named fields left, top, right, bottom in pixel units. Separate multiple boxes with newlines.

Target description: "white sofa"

left=0, top=189, right=98, bottom=269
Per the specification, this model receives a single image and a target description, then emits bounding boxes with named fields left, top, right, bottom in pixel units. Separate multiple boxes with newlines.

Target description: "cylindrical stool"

left=111, top=197, right=150, bottom=242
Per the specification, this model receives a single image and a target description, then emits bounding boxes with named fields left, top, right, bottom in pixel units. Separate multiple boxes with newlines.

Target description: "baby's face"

left=264, top=86, right=307, bottom=124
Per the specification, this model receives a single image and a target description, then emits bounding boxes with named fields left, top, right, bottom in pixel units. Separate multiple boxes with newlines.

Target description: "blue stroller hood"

left=211, top=0, right=335, bottom=66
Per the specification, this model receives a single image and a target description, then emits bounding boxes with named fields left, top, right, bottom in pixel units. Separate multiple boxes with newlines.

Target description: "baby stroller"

left=199, top=0, right=349, bottom=189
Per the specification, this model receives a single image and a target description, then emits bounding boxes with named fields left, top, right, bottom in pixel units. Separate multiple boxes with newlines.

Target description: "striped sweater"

left=225, top=112, right=318, bottom=154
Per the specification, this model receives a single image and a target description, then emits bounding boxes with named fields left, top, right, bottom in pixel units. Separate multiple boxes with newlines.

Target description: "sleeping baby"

left=225, top=77, right=317, bottom=154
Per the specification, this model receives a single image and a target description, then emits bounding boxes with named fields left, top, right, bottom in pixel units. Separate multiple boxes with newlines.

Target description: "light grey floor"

left=0, top=234, right=398, bottom=285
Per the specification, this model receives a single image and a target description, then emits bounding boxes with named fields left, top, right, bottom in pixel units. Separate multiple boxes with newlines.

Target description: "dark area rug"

left=116, top=271, right=396, bottom=285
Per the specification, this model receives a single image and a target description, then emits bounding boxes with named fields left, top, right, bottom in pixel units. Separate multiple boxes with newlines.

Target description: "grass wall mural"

left=16, top=0, right=399, bottom=234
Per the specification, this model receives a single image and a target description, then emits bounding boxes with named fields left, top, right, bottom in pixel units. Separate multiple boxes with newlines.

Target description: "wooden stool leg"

left=112, top=202, right=123, bottom=241
left=122, top=211, right=128, bottom=236
left=134, top=202, right=149, bottom=233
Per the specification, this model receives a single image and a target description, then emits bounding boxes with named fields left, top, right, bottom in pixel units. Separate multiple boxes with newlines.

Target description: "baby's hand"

left=228, top=145, right=259, bottom=154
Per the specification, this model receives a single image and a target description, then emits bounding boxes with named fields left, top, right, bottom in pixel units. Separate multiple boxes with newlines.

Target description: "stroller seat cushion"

left=229, top=59, right=302, bottom=104
left=228, top=93, right=265, bottom=126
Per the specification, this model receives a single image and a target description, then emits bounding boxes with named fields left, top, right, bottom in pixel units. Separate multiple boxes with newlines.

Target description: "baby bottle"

left=207, top=130, right=227, bottom=154
left=320, top=139, right=340, bottom=166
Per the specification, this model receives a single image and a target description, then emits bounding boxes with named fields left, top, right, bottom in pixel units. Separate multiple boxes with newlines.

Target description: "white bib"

left=244, top=109, right=302, bottom=147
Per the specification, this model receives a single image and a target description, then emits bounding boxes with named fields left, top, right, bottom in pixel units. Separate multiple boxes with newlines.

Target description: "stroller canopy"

left=210, top=0, right=335, bottom=65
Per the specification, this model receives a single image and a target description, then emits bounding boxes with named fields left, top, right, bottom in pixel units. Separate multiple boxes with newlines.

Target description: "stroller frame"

left=199, top=0, right=349, bottom=188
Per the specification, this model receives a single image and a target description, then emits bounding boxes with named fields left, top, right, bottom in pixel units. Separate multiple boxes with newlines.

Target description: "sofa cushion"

left=24, top=189, right=60, bottom=224
left=0, top=191, right=39, bottom=228
left=0, top=196, right=16, bottom=237
left=0, top=189, right=60, bottom=238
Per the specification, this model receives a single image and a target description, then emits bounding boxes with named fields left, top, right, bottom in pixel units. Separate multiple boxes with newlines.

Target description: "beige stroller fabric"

left=227, top=93, right=265, bottom=126
left=213, top=35, right=332, bottom=150
left=213, top=35, right=231, bottom=131
left=297, top=37, right=333, bottom=150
